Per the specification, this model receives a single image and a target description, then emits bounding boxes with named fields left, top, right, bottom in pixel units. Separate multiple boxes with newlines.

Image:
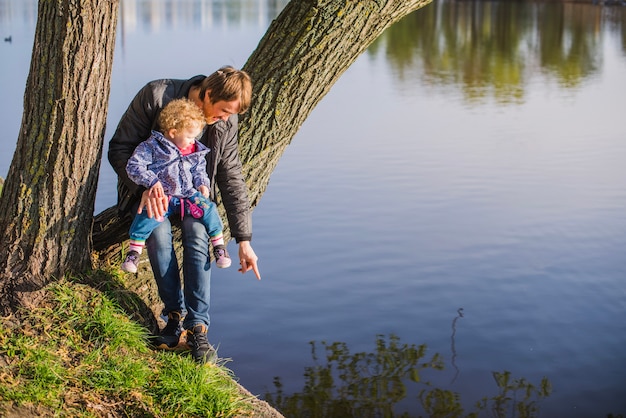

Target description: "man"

left=108, top=66, right=261, bottom=363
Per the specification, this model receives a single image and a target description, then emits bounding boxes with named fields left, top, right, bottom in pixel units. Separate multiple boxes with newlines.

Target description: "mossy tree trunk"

left=0, top=0, right=119, bottom=314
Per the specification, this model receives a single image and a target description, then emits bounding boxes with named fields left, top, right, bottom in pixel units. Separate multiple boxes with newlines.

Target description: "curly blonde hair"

left=158, top=98, right=206, bottom=133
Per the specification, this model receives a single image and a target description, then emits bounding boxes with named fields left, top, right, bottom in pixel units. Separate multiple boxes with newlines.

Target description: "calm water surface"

left=1, top=1, right=625, bottom=416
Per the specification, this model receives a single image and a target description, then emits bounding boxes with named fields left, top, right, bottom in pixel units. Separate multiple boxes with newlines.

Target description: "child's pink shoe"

left=121, top=250, right=140, bottom=273
left=213, top=246, right=231, bottom=268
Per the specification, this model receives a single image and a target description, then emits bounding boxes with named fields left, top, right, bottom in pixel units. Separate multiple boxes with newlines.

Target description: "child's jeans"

left=129, top=192, right=223, bottom=242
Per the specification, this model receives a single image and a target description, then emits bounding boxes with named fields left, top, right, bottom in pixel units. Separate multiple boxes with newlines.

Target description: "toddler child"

left=120, top=98, right=230, bottom=273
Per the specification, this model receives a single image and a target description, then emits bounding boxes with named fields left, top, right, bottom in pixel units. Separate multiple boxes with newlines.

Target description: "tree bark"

left=0, top=0, right=119, bottom=314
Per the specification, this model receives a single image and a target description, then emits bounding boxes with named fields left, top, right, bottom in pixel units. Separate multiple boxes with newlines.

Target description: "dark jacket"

left=107, top=76, right=252, bottom=242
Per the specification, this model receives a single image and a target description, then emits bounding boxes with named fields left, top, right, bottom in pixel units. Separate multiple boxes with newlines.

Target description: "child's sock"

left=210, top=233, right=224, bottom=248
left=129, top=240, right=145, bottom=254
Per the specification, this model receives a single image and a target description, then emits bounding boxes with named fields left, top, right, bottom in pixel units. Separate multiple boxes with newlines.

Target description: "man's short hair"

left=199, top=66, right=252, bottom=114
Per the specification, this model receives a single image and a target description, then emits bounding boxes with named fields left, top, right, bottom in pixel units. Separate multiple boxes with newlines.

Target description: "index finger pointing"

left=251, top=261, right=261, bottom=280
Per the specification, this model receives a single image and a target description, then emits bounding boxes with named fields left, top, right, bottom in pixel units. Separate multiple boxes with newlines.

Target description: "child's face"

left=167, top=123, right=203, bottom=149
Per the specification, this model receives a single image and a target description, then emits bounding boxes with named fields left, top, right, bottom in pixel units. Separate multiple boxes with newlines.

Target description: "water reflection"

left=119, top=0, right=289, bottom=32
left=450, top=308, right=463, bottom=384
left=264, top=333, right=552, bottom=418
left=370, top=1, right=626, bottom=102
left=0, top=0, right=290, bottom=31
left=2, top=0, right=624, bottom=99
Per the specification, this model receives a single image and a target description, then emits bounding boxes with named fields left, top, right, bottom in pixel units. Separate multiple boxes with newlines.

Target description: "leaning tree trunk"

left=0, top=0, right=118, bottom=314
left=239, top=0, right=432, bottom=205
left=92, top=0, right=432, bottom=257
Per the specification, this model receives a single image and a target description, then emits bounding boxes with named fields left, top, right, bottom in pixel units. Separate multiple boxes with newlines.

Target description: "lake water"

left=1, top=1, right=625, bottom=416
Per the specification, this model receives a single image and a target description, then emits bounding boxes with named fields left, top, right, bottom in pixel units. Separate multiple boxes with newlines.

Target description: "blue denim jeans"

left=144, top=212, right=212, bottom=330
left=129, top=194, right=223, bottom=242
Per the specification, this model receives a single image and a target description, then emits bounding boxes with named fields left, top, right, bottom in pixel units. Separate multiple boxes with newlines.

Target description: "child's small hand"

left=198, top=185, right=210, bottom=198
left=149, top=181, right=165, bottom=199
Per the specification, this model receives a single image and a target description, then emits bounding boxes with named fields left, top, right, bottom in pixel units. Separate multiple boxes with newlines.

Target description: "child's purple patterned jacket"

left=125, top=130, right=211, bottom=198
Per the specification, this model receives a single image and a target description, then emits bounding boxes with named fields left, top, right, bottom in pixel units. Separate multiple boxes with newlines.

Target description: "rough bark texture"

left=0, top=0, right=119, bottom=314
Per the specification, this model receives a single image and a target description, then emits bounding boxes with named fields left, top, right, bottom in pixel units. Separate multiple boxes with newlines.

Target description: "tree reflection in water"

left=450, top=308, right=464, bottom=385
left=367, top=1, right=625, bottom=103
left=264, top=331, right=551, bottom=418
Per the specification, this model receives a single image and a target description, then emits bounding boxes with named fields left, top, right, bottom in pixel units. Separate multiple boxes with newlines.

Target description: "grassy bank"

left=0, top=271, right=277, bottom=417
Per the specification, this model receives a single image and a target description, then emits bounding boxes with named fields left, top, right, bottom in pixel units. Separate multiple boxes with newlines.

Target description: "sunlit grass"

left=0, top=277, right=253, bottom=417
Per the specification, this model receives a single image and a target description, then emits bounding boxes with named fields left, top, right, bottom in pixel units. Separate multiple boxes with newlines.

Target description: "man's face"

left=202, top=93, right=240, bottom=125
